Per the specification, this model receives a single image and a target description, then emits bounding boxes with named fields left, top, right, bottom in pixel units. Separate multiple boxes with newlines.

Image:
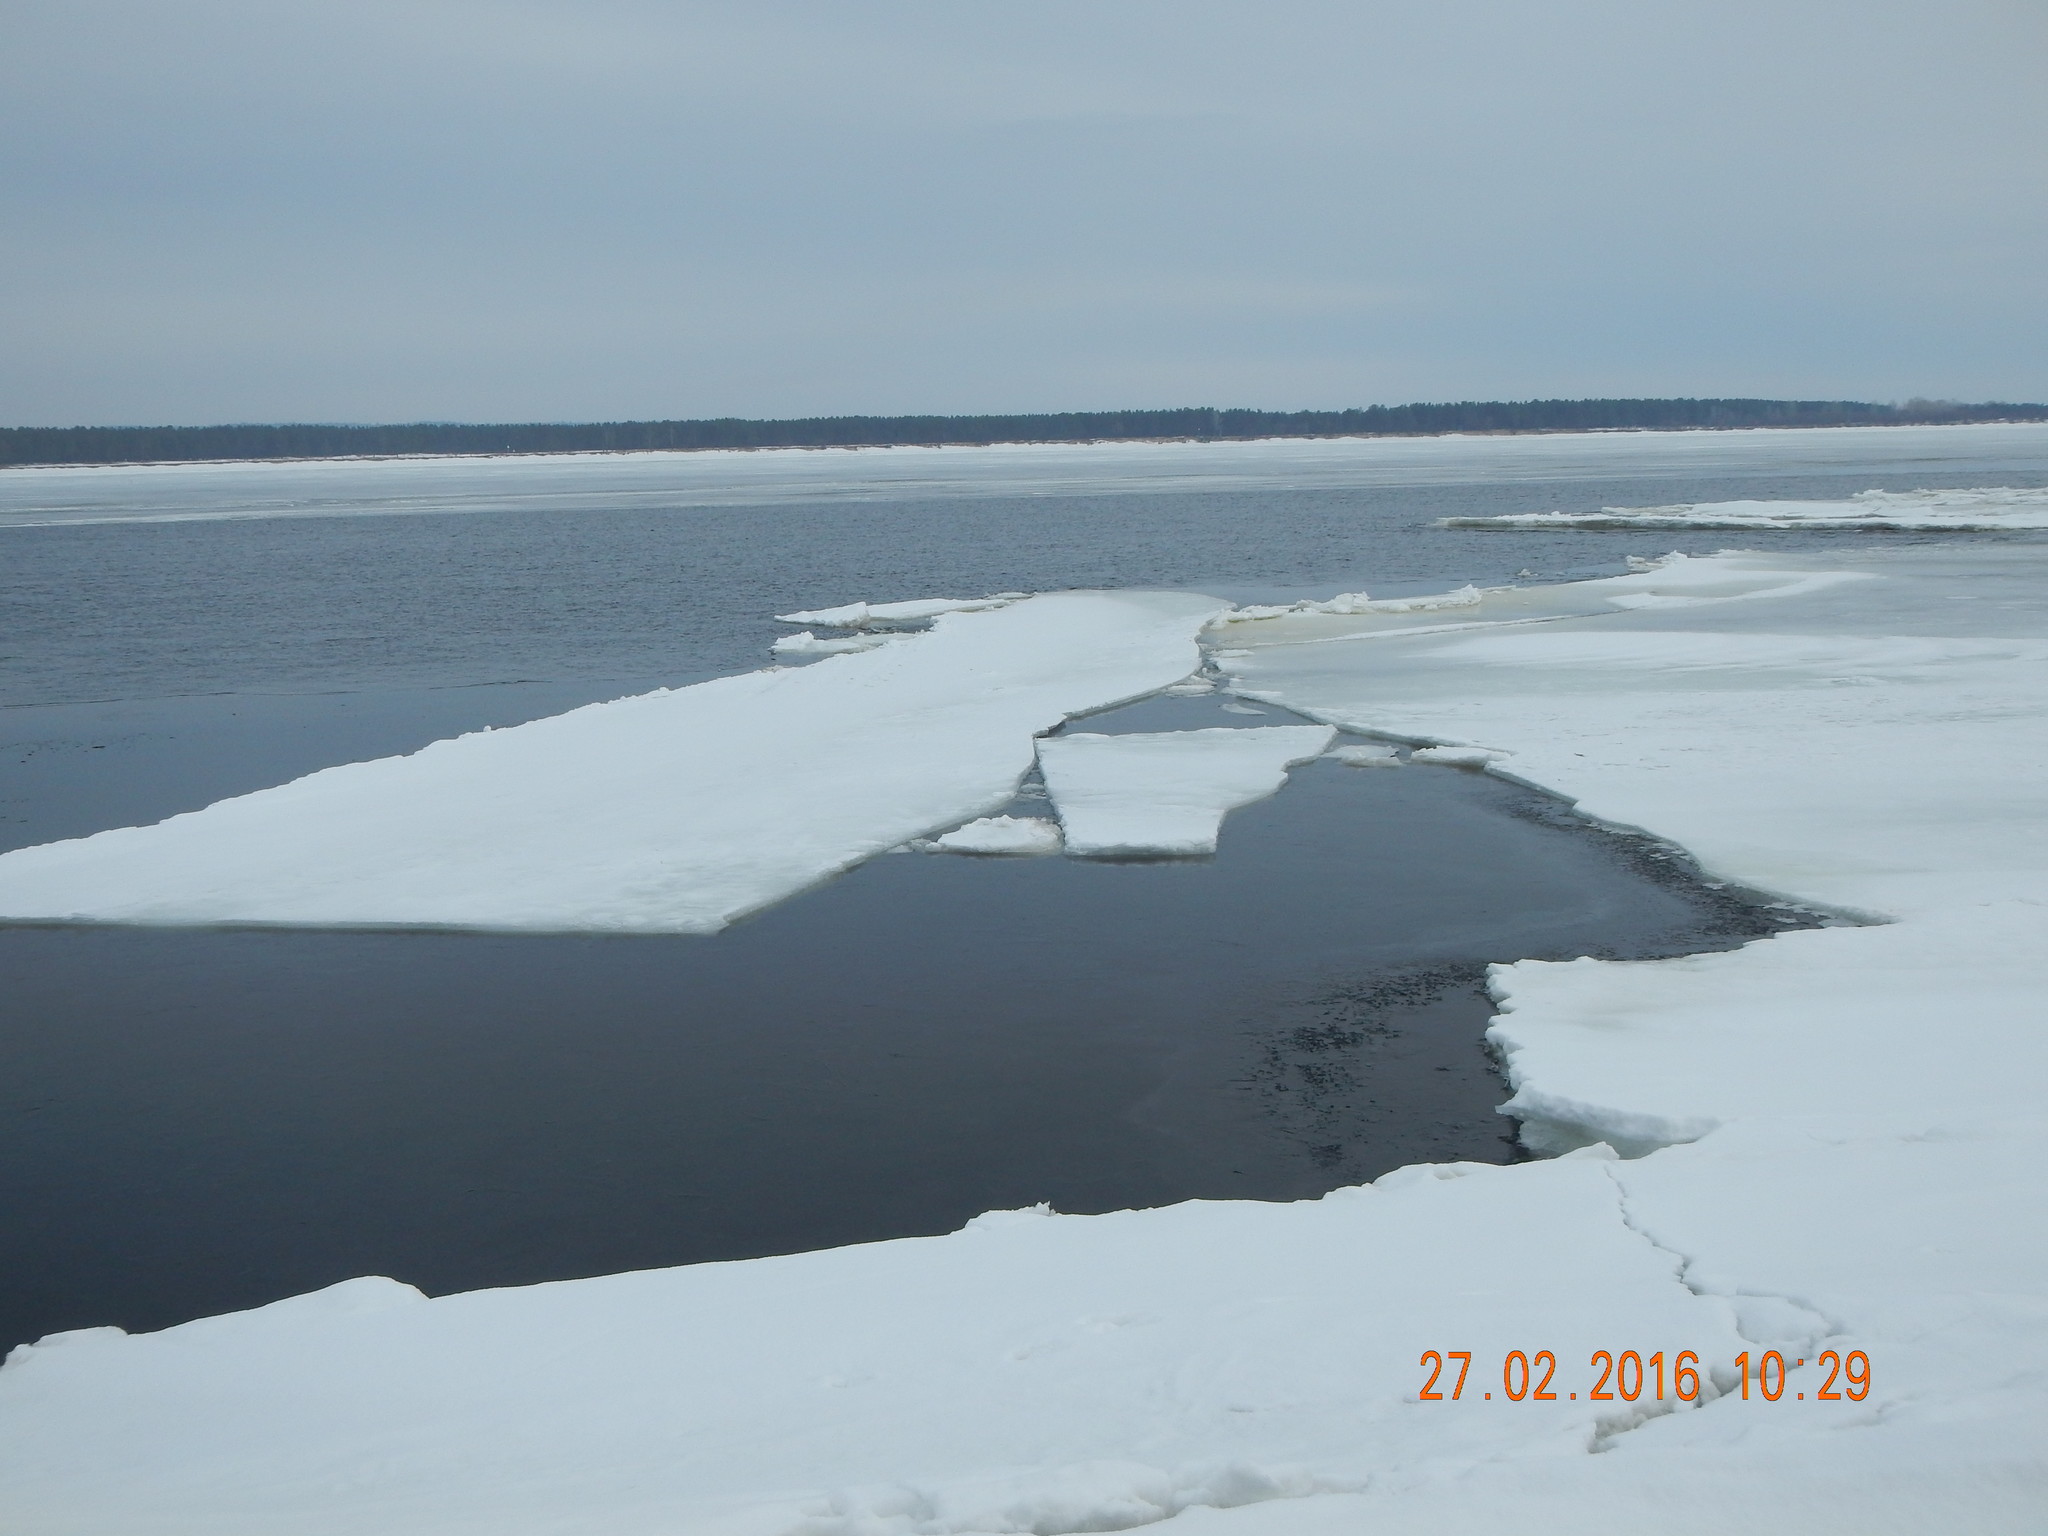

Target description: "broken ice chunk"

left=1039, top=725, right=1335, bottom=857
left=1327, top=744, right=1401, bottom=767
left=924, top=816, right=1063, bottom=856
left=1411, top=746, right=1507, bottom=768
left=769, top=631, right=887, bottom=658
left=774, top=597, right=1015, bottom=629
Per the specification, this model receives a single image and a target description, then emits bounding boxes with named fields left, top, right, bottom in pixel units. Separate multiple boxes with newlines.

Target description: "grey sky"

left=4, top=0, right=2044, bottom=426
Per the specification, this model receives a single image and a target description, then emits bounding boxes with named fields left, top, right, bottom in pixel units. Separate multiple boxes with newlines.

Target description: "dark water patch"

left=0, top=682, right=657, bottom=855
left=0, top=756, right=1803, bottom=1351
left=1242, top=965, right=1508, bottom=1178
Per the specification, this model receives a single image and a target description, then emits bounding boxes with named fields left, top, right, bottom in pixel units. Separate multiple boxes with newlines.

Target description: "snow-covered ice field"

left=4, top=530, right=2045, bottom=1532
left=7, top=420, right=2048, bottom=528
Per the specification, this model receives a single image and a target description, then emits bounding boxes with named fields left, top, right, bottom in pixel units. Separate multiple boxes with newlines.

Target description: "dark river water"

left=5, top=431, right=2046, bottom=1349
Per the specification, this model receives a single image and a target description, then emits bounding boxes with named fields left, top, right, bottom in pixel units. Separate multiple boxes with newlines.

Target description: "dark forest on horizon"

left=5, top=398, right=2045, bottom=467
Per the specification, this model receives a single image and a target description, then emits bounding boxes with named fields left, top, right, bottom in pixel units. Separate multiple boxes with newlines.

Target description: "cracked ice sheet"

left=0, top=591, right=1223, bottom=933
left=0, top=1153, right=1739, bottom=1536
left=8, top=548, right=2048, bottom=1533
left=1038, top=726, right=1334, bottom=856
left=1208, top=544, right=2048, bottom=1527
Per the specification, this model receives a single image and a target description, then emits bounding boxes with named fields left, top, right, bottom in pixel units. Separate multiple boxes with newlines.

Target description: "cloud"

left=4, top=0, right=2044, bottom=424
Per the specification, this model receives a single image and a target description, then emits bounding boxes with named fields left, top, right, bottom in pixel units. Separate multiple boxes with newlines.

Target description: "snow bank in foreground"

left=0, top=592, right=1222, bottom=932
left=1038, top=726, right=1334, bottom=856
left=1203, top=544, right=2048, bottom=1527
left=0, top=1154, right=1746, bottom=1536
left=1439, top=485, right=2048, bottom=530
left=5, top=547, right=2047, bottom=1534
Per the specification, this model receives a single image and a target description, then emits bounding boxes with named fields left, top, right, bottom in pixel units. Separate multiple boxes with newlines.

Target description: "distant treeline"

left=5, top=398, right=2045, bottom=467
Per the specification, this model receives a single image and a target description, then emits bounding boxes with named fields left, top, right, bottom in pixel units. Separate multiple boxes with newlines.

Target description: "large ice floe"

left=1441, top=484, right=2048, bottom=531
left=6, top=542, right=2048, bottom=1533
left=0, top=591, right=1223, bottom=932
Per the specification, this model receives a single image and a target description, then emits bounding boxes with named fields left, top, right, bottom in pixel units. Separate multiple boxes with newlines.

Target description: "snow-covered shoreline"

left=4, top=543, right=2046, bottom=1532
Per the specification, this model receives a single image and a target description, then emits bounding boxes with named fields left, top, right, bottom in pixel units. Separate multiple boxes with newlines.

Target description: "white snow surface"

left=1037, top=726, right=1335, bottom=857
left=0, top=591, right=1222, bottom=933
left=6, top=545, right=2048, bottom=1533
left=1440, top=484, right=2048, bottom=531
left=924, top=815, right=1063, bottom=856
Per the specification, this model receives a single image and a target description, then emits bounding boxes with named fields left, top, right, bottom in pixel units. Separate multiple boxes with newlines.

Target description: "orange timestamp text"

left=1418, top=1348, right=1870, bottom=1403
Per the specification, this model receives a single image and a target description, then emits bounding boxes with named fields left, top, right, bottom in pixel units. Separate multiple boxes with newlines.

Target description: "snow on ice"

left=1440, top=484, right=2048, bottom=531
left=5, top=539, right=2048, bottom=1533
left=774, top=597, right=1019, bottom=629
left=769, top=630, right=889, bottom=657
left=1324, top=744, right=1400, bottom=768
left=923, top=815, right=1064, bottom=856
left=1038, top=727, right=1334, bottom=857
left=0, top=591, right=1223, bottom=933
left=1219, top=586, right=1483, bottom=623
left=11, top=421, right=2048, bottom=531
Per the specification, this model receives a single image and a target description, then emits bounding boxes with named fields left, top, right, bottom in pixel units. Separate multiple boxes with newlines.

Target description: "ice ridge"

left=1438, top=485, right=2048, bottom=531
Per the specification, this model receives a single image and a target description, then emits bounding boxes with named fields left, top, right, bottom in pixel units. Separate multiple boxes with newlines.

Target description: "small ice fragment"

left=1161, top=677, right=1215, bottom=696
left=1217, top=586, right=1483, bottom=623
left=769, top=631, right=886, bottom=657
left=1219, top=700, right=1267, bottom=715
left=1411, top=746, right=1506, bottom=768
left=1438, top=488, right=2048, bottom=532
left=926, top=816, right=1063, bottom=856
left=1328, top=744, right=1401, bottom=767
left=1307, top=591, right=1375, bottom=614
left=773, top=600, right=872, bottom=628
left=1354, top=584, right=1483, bottom=614
left=774, top=597, right=1014, bottom=629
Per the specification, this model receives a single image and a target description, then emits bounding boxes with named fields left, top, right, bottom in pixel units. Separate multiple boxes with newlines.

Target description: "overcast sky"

left=4, top=0, right=2044, bottom=427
